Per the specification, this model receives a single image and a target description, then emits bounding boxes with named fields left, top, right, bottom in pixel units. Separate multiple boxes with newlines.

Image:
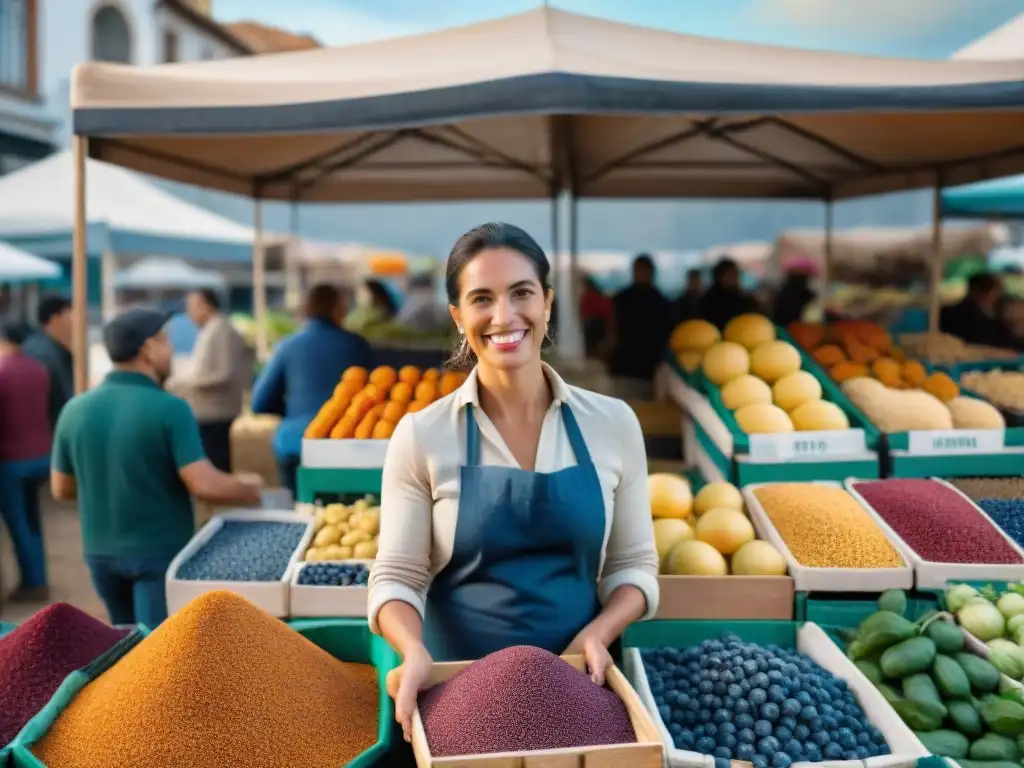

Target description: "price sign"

left=907, top=429, right=1004, bottom=455
left=748, top=430, right=867, bottom=462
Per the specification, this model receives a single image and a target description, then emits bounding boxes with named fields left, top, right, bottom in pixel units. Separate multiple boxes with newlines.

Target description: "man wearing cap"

left=50, top=308, right=263, bottom=627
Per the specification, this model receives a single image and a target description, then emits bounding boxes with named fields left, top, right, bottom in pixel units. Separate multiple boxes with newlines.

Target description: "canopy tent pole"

left=72, top=137, right=89, bottom=393
left=822, top=197, right=834, bottom=315
left=101, top=251, right=117, bottom=322
left=253, top=198, right=268, bottom=360
left=550, top=194, right=561, bottom=344
left=928, top=175, right=944, bottom=333
left=563, top=193, right=583, bottom=365
left=285, top=201, right=302, bottom=312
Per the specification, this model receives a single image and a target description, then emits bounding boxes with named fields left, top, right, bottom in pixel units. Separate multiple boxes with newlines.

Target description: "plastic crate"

left=4, top=627, right=148, bottom=759
left=0, top=622, right=14, bottom=639
left=794, top=590, right=941, bottom=625
left=622, top=620, right=928, bottom=768
left=297, top=467, right=384, bottom=503
left=7, top=620, right=395, bottom=768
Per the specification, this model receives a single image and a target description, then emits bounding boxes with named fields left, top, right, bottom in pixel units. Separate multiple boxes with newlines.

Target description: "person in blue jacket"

left=251, top=284, right=374, bottom=497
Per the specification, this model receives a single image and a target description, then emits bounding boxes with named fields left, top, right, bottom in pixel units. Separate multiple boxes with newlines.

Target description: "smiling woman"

left=368, top=222, right=660, bottom=741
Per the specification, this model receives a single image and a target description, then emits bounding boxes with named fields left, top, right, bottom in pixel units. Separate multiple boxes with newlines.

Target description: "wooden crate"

left=656, top=575, right=795, bottom=620
left=410, top=654, right=664, bottom=768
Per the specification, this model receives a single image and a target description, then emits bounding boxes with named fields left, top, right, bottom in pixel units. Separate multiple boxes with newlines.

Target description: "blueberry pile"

left=979, top=498, right=1024, bottom=547
left=297, top=562, right=369, bottom=586
left=177, top=521, right=307, bottom=582
left=641, top=634, right=890, bottom=767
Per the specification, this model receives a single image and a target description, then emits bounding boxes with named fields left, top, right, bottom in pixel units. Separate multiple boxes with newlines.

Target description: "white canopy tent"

left=0, top=241, right=61, bottom=283
left=66, top=7, right=1024, bottom=388
left=953, top=14, right=1024, bottom=61
left=114, top=257, right=227, bottom=291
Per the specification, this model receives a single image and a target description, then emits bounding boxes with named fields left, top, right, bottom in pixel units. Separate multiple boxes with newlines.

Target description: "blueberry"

left=772, top=753, right=792, bottom=768
left=781, top=698, right=801, bottom=717
left=753, top=719, right=772, bottom=738
left=757, top=736, right=780, bottom=757
left=727, top=683, right=743, bottom=699
left=749, top=688, right=768, bottom=707
left=737, top=728, right=755, bottom=744
left=775, top=726, right=791, bottom=743
left=751, top=755, right=768, bottom=768
left=824, top=742, right=844, bottom=760
left=714, top=757, right=731, bottom=768
left=736, top=743, right=756, bottom=761
left=695, top=736, right=715, bottom=754
left=735, top=713, right=754, bottom=730
left=760, top=703, right=780, bottom=722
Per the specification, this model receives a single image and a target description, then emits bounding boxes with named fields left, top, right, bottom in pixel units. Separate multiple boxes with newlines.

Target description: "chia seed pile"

left=177, top=521, right=308, bottom=582
left=419, top=645, right=636, bottom=756
left=642, top=634, right=889, bottom=767
left=0, top=603, right=128, bottom=747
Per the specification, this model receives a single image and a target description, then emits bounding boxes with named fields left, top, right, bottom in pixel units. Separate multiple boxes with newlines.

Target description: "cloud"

left=748, top=0, right=980, bottom=40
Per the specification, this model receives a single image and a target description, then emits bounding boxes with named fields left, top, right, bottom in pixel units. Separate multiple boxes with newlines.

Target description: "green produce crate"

left=4, top=626, right=147, bottom=759
left=674, top=327, right=883, bottom=485
left=794, top=590, right=941, bottom=627
left=298, top=467, right=383, bottom=503
left=7, top=621, right=396, bottom=768
left=0, top=622, right=14, bottom=638
left=886, top=427, right=1024, bottom=478
left=625, top=618, right=799, bottom=648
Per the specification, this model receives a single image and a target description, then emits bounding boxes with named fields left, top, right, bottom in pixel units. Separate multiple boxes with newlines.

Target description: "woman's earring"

left=457, top=326, right=464, bottom=335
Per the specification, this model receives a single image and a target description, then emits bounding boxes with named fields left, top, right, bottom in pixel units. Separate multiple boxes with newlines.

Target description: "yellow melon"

left=731, top=540, right=788, bottom=576
left=693, top=482, right=744, bottom=517
left=648, top=473, right=693, bottom=519
left=773, top=370, right=823, bottom=412
left=791, top=399, right=850, bottom=431
left=663, top=540, right=729, bottom=576
left=702, top=342, right=750, bottom=386
left=670, top=320, right=720, bottom=354
left=734, top=403, right=794, bottom=434
left=653, top=519, right=694, bottom=565
left=750, top=341, right=802, bottom=384
left=721, top=375, right=773, bottom=411
left=695, top=508, right=756, bottom=555
left=724, top=313, right=776, bottom=351
left=677, top=351, right=705, bottom=373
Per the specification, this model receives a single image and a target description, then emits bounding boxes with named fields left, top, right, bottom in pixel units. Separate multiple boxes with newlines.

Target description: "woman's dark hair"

left=364, top=279, right=397, bottom=317
left=444, top=222, right=552, bottom=369
left=304, top=283, right=342, bottom=322
left=0, top=321, right=30, bottom=345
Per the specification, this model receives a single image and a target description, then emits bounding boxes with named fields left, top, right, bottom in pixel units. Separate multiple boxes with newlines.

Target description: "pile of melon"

left=689, top=314, right=851, bottom=434
left=788, top=321, right=1005, bottom=432
left=648, top=474, right=786, bottom=577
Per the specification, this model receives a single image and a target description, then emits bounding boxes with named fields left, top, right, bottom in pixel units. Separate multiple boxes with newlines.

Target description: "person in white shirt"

left=167, top=289, right=250, bottom=472
left=369, top=222, right=659, bottom=741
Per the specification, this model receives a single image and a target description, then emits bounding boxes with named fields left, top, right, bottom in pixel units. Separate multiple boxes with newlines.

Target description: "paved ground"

left=0, top=494, right=107, bottom=624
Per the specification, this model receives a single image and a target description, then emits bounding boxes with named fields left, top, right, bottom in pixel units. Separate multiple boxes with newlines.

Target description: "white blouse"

left=367, top=364, right=660, bottom=634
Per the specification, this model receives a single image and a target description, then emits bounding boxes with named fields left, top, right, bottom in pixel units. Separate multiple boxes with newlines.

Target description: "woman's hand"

left=385, top=645, right=434, bottom=742
left=564, top=628, right=614, bottom=686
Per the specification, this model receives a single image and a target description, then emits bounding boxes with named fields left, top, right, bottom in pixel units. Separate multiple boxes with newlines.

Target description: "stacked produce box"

left=648, top=473, right=793, bottom=619
left=788, top=321, right=1022, bottom=477
left=662, top=314, right=880, bottom=485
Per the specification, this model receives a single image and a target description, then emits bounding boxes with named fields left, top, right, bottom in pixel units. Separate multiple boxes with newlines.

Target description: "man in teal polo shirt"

left=51, top=308, right=262, bottom=627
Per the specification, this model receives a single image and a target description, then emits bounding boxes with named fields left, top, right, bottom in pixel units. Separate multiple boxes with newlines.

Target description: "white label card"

left=907, top=429, right=1005, bottom=455
left=747, top=430, right=867, bottom=462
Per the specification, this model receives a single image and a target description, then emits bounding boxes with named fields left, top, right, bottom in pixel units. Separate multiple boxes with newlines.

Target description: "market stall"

left=0, top=241, right=60, bottom=321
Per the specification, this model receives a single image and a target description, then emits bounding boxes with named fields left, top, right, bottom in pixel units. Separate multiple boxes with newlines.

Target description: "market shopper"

left=941, top=273, right=1024, bottom=351
left=369, top=222, right=659, bottom=740
left=23, top=295, right=74, bottom=428
left=608, top=254, right=673, bottom=398
left=50, top=307, right=263, bottom=627
left=0, top=322, right=53, bottom=602
left=251, top=285, right=374, bottom=497
left=167, top=289, right=251, bottom=472
left=700, top=257, right=760, bottom=330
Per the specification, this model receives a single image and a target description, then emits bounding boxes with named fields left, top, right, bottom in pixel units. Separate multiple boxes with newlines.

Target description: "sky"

left=166, top=1, right=1024, bottom=259
left=211, top=0, right=1022, bottom=59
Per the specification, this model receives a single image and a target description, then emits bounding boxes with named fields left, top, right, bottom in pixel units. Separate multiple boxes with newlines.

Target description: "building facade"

left=0, top=0, right=250, bottom=174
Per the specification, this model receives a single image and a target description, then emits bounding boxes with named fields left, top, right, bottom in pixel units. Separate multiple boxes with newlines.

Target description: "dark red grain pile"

left=0, top=603, right=127, bottom=747
left=418, top=645, right=636, bottom=756
left=854, top=478, right=1022, bottom=564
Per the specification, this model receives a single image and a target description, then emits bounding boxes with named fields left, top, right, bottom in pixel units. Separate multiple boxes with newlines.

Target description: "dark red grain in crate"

left=0, top=603, right=128, bottom=747
left=853, top=478, right=1022, bottom=564
left=419, top=645, right=636, bottom=757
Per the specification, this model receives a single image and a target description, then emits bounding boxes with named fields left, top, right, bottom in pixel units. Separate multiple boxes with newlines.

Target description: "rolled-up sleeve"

left=367, top=414, right=434, bottom=633
left=598, top=401, right=660, bottom=620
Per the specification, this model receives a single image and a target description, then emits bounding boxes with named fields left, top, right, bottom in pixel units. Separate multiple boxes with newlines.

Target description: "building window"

left=163, top=29, right=179, bottom=62
left=0, top=0, right=37, bottom=95
left=91, top=4, right=132, bottom=63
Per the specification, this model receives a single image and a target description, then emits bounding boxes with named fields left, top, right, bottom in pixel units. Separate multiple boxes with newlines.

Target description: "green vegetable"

left=1007, top=614, right=1024, bottom=637
left=893, top=699, right=946, bottom=731
left=980, top=697, right=1024, bottom=737
left=955, top=762, right=1019, bottom=768
left=998, top=592, right=1024, bottom=620
left=853, top=611, right=918, bottom=657
left=969, top=732, right=1018, bottom=761
left=903, top=673, right=945, bottom=708
left=854, top=660, right=882, bottom=685
left=878, top=589, right=907, bottom=616
left=947, top=584, right=981, bottom=613
left=959, top=598, right=1007, bottom=642
left=881, top=636, right=938, bottom=679
left=987, top=638, right=1024, bottom=680
left=915, top=729, right=970, bottom=758
left=933, top=654, right=972, bottom=699
left=876, top=682, right=902, bottom=704
left=947, top=700, right=984, bottom=737
left=924, top=619, right=964, bottom=654
left=956, top=653, right=1002, bottom=693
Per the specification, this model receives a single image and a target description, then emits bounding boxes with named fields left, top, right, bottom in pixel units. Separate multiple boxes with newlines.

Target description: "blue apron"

left=423, top=403, right=605, bottom=662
